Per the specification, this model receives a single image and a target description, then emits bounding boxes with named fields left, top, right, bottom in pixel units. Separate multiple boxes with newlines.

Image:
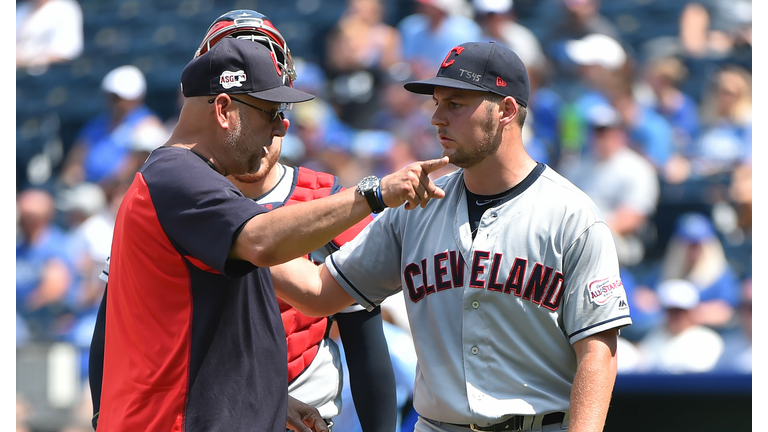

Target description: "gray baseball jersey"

left=325, top=165, right=632, bottom=425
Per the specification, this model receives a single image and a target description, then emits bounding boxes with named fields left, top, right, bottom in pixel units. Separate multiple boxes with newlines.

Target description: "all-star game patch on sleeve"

left=560, top=221, right=633, bottom=344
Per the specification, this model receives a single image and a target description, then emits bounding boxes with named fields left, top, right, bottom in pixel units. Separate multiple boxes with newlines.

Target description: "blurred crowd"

left=16, top=0, right=752, bottom=431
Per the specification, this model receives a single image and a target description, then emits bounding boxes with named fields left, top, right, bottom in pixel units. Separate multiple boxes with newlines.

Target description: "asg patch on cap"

left=180, top=37, right=313, bottom=104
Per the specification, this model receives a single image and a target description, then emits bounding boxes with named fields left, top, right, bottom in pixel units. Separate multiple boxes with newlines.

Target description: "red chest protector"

left=278, top=167, right=373, bottom=383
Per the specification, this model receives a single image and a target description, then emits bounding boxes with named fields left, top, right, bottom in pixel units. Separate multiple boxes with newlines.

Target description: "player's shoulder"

left=536, top=165, right=604, bottom=219
left=141, top=146, right=242, bottom=196
left=538, top=166, right=592, bottom=199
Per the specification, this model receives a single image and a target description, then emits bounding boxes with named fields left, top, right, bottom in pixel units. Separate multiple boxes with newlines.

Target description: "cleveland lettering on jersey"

left=404, top=250, right=566, bottom=311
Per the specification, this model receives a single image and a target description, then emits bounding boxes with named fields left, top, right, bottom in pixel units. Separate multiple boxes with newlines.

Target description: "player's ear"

left=282, top=116, right=290, bottom=132
left=498, top=96, right=519, bottom=129
left=209, top=94, right=236, bottom=130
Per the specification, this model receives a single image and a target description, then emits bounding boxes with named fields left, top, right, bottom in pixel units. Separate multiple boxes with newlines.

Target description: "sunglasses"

left=208, top=96, right=289, bottom=122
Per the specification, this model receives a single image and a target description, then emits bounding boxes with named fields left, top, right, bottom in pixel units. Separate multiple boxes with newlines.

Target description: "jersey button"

left=471, top=300, right=480, bottom=309
left=471, top=346, right=479, bottom=355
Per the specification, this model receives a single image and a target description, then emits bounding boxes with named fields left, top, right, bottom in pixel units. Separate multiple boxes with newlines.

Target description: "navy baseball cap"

left=181, top=37, right=314, bottom=104
left=404, top=41, right=529, bottom=107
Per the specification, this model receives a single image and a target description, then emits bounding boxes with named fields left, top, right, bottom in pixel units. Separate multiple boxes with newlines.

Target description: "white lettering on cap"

left=220, top=70, right=247, bottom=89
left=459, top=69, right=482, bottom=82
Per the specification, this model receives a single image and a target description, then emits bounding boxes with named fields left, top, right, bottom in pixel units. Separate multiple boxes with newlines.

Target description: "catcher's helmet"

left=195, top=10, right=297, bottom=86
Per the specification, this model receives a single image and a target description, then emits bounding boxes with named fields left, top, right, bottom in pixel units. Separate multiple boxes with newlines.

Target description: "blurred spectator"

left=542, top=0, right=620, bottom=86
left=17, top=394, right=32, bottom=432
left=637, top=279, right=724, bottom=373
left=16, top=188, right=74, bottom=341
left=120, top=121, right=171, bottom=180
left=556, top=33, right=627, bottom=155
left=679, top=0, right=752, bottom=59
left=616, top=336, right=642, bottom=374
left=608, top=73, right=675, bottom=171
left=644, top=212, right=741, bottom=330
left=640, top=56, right=701, bottom=183
left=714, top=277, right=752, bottom=373
left=17, top=313, right=31, bottom=347
left=685, top=65, right=752, bottom=179
left=727, top=162, right=751, bottom=234
left=471, top=0, right=551, bottom=166
left=325, top=0, right=402, bottom=129
left=286, top=58, right=361, bottom=186
left=61, top=182, right=128, bottom=391
left=59, top=65, right=165, bottom=191
left=473, top=0, right=545, bottom=71
left=558, top=104, right=659, bottom=267
left=59, top=183, right=113, bottom=317
left=369, top=62, right=442, bottom=162
left=16, top=0, right=83, bottom=74
left=58, top=182, right=108, bottom=317
left=526, top=58, right=565, bottom=165
left=397, top=0, right=482, bottom=80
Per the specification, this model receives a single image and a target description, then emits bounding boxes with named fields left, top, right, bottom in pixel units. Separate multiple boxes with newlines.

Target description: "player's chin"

left=441, top=149, right=459, bottom=163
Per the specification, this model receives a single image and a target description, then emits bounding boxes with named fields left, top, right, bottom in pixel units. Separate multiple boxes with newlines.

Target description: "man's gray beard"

left=225, top=114, right=262, bottom=174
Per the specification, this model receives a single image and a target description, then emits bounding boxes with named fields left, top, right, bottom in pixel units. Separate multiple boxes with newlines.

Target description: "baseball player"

left=271, top=41, right=633, bottom=432
left=196, top=10, right=398, bottom=430
left=88, top=34, right=448, bottom=432
left=89, top=10, right=397, bottom=432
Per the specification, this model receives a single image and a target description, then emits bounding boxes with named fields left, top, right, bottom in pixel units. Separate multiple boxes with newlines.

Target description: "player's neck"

left=463, top=153, right=538, bottom=196
left=260, top=163, right=285, bottom=196
left=236, top=163, right=284, bottom=199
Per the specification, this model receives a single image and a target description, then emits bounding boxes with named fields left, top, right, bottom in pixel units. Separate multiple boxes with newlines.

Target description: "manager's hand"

left=286, top=396, right=329, bottom=432
left=380, top=156, right=449, bottom=210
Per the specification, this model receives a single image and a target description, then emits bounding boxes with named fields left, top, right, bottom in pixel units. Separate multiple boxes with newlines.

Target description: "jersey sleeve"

left=561, top=221, right=633, bottom=344
left=325, top=209, right=404, bottom=311
left=142, top=151, right=267, bottom=277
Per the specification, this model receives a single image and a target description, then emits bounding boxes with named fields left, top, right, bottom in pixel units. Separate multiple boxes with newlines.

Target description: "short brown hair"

left=485, top=94, right=527, bottom=128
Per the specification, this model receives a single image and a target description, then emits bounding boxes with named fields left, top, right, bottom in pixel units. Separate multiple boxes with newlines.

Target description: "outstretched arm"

left=569, top=329, right=619, bottom=432
left=231, top=157, right=449, bottom=268
left=336, top=307, right=397, bottom=432
left=271, top=259, right=356, bottom=317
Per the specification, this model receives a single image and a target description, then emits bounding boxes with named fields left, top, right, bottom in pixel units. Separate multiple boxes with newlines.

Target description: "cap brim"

left=404, top=77, right=488, bottom=95
left=247, top=85, right=315, bottom=104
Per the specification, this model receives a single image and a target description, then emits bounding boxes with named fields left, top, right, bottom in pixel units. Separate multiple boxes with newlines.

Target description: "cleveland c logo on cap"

left=441, top=46, right=465, bottom=68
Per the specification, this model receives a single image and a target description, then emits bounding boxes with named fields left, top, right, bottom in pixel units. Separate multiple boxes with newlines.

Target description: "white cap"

left=417, top=0, right=469, bottom=15
left=130, top=123, right=170, bottom=152
left=564, top=34, right=626, bottom=70
left=473, top=0, right=513, bottom=14
left=657, top=279, right=700, bottom=310
left=587, top=104, right=622, bottom=128
left=58, top=182, right=107, bottom=216
left=101, top=65, right=146, bottom=100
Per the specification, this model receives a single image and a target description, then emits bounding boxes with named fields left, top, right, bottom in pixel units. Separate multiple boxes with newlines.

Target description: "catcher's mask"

left=195, top=9, right=297, bottom=87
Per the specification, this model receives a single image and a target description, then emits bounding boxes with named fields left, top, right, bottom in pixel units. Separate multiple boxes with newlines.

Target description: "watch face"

left=359, top=176, right=378, bottom=191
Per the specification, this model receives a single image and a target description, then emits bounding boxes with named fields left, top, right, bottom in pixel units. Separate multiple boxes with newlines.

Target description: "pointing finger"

left=418, top=156, right=450, bottom=175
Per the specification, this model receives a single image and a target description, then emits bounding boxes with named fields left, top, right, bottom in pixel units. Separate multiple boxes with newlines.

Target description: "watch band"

left=363, top=187, right=385, bottom=214
left=358, top=176, right=386, bottom=214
